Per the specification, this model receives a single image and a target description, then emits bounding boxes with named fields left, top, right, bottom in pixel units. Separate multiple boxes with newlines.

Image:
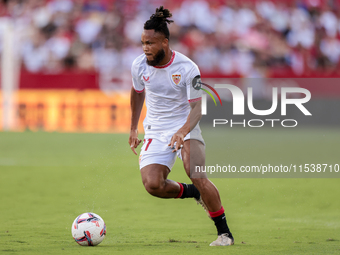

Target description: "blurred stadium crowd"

left=1, top=0, right=340, bottom=79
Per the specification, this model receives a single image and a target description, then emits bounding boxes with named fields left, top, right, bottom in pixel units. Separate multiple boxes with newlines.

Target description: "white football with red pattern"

left=71, top=212, right=106, bottom=246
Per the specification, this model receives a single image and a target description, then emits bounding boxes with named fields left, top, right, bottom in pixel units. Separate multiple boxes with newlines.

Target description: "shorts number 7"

left=143, top=139, right=153, bottom=151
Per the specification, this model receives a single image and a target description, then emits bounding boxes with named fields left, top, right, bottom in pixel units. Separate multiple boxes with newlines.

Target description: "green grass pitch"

left=0, top=129, right=339, bottom=254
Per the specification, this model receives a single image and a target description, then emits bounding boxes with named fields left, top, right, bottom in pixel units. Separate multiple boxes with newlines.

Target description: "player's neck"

left=156, top=49, right=173, bottom=67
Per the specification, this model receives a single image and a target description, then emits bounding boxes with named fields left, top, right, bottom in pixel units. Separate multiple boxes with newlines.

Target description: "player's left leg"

left=181, top=139, right=234, bottom=246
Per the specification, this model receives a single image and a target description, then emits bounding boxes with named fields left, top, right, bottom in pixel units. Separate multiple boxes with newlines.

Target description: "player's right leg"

left=140, top=164, right=181, bottom=198
left=139, top=135, right=201, bottom=199
left=140, top=165, right=202, bottom=199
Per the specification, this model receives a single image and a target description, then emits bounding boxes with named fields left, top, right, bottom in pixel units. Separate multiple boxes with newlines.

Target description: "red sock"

left=175, top=182, right=184, bottom=198
left=209, top=206, right=225, bottom=218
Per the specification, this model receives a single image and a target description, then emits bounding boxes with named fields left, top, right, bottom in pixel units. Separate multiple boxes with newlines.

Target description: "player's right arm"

left=129, top=55, right=146, bottom=155
left=129, top=87, right=145, bottom=155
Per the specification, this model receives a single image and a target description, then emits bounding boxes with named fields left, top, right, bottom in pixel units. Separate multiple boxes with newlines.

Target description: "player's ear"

left=162, top=37, right=169, bottom=48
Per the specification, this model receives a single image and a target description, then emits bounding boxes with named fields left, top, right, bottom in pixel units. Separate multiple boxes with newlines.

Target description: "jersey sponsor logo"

left=143, top=76, right=150, bottom=82
left=172, top=74, right=181, bottom=85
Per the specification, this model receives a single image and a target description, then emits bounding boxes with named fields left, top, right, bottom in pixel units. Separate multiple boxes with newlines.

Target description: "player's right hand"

left=129, top=129, right=142, bottom=155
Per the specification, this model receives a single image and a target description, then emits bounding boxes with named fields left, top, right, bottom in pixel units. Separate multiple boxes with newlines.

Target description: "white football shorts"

left=139, top=125, right=205, bottom=170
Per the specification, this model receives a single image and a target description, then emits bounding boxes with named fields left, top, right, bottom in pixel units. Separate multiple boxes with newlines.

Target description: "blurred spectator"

left=75, top=12, right=103, bottom=44
left=320, top=36, right=340, bottom=64
left=45, top=26, right=71, bottom=60
left=287, top=7, right=315, bottom=49
left=48, top=0, right=73, bottom=14
left=21, top=29, right=49, bottom=73
left=93, top=38, right=121, bottom=74
left=319, top=5, right=338, bottom=37
left=234, top=2, right=257, bottom=36
left=77, top=45, right=95, bottom=71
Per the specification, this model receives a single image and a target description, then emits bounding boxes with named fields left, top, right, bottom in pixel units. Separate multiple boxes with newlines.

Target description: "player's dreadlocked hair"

left=144, top=6, right=173, bottom=40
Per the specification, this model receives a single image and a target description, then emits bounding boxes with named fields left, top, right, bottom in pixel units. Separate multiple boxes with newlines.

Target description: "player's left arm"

left=168, top=100, right=201, bottom=152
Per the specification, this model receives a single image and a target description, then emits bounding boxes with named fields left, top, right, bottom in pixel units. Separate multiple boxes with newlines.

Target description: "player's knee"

left=143, top=181, right=163, bottom=197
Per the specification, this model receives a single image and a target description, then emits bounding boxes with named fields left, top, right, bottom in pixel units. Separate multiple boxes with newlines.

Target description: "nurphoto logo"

left=201, top=84, right=312, bottom=128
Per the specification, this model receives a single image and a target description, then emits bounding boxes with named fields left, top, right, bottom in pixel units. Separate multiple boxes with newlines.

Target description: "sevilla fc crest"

left=172, top=74, right=181, bottom=85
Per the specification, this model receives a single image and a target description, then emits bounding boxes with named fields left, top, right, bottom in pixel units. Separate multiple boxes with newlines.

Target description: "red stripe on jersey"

left=188, top=97, right=202, bottom=103
left=175, top=182, right=184, bottom=198
left=154, top=51, right=176, bottom=69
left=134, top=87, right=145, bottom=93
left=209, top=206, right=225, bottom=218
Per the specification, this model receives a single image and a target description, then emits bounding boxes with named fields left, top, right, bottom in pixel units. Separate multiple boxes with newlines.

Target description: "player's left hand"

left=168, top=131, right=185, bottom=152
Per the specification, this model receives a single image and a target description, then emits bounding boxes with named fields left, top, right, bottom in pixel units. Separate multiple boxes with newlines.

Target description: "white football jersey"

left=131, top=50, right=202, bottom=132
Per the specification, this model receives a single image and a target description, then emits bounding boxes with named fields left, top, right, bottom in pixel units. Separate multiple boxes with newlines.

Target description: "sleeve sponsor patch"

left=192, top=75, right=202, bottom=90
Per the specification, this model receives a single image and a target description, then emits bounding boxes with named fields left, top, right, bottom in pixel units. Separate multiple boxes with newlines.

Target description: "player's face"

left=141, top=30, right=167, bottom=66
